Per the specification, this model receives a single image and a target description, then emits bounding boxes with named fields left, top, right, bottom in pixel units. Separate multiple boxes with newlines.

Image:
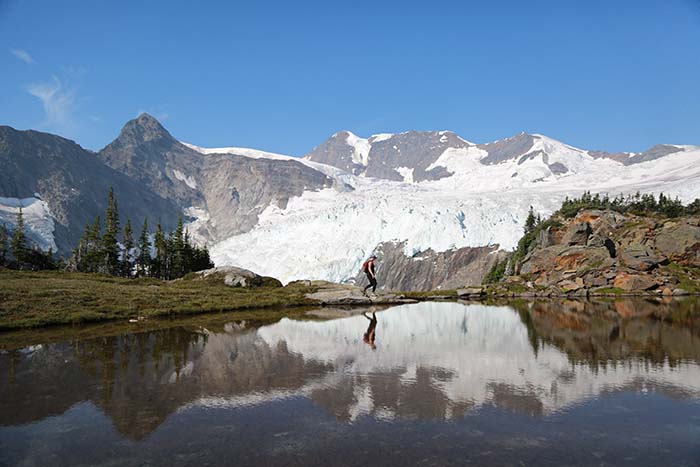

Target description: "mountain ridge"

left=2, top=114, right=699, bottom=290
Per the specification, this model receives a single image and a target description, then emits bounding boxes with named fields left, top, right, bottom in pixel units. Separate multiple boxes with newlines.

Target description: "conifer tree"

left=102, top=187, right=120, bottom=275
left=524, top=206, right=537, bottom=234
left=0, top=224, right=7, bottom=267
left=171, top=214, right=185, bottom=278
left=136, top=218, right=151, bottom=277
left=10, top=207, right=27, bottom=266
left=121, top=219, right=134, bottom=278
left=153, top=221, right=167, bottom=279
left=86, top=216, right=103, bottom=273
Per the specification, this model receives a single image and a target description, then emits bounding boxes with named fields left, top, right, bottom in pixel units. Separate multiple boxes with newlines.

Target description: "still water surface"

left=1, top=300, right=700, bottom=466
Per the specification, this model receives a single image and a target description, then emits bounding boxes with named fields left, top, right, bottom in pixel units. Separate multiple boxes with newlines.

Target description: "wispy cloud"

left=10, top=48, right=34, bottom=64
left=25, top=75, right=76, bottom=131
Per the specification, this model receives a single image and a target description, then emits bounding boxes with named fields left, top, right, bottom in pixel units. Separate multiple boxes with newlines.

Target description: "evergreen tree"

left=136, top=218, right=151, bottom=277
left=70, top=223, right=91, bottom=272
left=86, top=216, right=103, bottom=273
left=0, top=224, right=7, bottom=267
left=171, top=214, right=186, bottom=278
left=102, top=187, right=120, bottom=275
left=153, top=221, right=167, bottom=279
left=524, top=206, right=537, bottom=234
left=121, top=219, right=134, bottom=278
left=10, top=207, right=28, bottom=266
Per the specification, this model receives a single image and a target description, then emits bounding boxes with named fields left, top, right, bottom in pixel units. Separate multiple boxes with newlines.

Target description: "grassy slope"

left=0, top=270, right=317, bottom=330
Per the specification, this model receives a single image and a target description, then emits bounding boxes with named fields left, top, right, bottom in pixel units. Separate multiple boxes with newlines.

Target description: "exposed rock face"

left=589, top=144, right=687, bottom=165
left=516, top=210, right=700, bottom=295
left=654, top=222, right=700, bottom=265
left=0, top=125, right=179, bottom=252
left=477, top=132, right=537, bottom=165
left=192, top=266, right=282, bottom=288
left=99, top=114, right=334, bottom=242
left=620, top=243, right=666, bottom=271
left=613, top=272, right=658, bottom=291
left=98, top=113, right=206, bottom=207
left=353, top=241, right=506, bottom=291
left=304, top=130, right=471, bottom=182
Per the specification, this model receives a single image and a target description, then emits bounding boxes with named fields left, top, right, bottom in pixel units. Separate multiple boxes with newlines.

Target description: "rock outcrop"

left=300, top=281, right=416, bottom=306
left=353, top=241, right=507, bottom=292
left=192, top=266, right=282, bottom=288
left=511, top=209, right=700, bottom=296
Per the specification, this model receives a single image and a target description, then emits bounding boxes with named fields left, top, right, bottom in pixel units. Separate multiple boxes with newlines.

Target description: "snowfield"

left=204, top=138, right=700, bottom=284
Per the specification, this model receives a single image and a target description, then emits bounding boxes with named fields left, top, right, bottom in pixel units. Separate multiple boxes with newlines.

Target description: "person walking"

left=361, top=255, right=378, bottom=296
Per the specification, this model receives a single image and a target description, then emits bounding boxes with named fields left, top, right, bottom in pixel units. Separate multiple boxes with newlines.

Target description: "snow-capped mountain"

left=194, top=130, right=700, bottom=287
left=1, top=114, right=699, bottom=289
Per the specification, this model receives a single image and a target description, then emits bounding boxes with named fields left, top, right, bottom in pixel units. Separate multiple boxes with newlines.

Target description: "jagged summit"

left=105, top=113, right=176, bottom=150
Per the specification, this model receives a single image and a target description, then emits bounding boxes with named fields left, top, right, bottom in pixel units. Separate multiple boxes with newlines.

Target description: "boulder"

left=584, top=274, right=608, bottom=288
left=673, top=288, right=690, bottom=296
left=620, top=243, right=665, bottom=271
left=304, top=282, right=417, bottom=305
left=613, top=272, right=657, bottom=292
left=558, top=279, right=583, bottom=292
left=562, top=222, right=592, bottom=246
left=519, top=245, right=567, bottom=275
left=457, top=287, right=484, bottom=298
left=655, top=222, right=700, bottom=260
left=536, top=227, right=555, bottom=248
left=554, top=246, right=614, bottom=273
left=193, top=266, right=282, bottom=288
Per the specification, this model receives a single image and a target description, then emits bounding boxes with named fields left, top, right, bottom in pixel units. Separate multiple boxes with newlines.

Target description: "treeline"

left=560, top=191, right=700, bottom=219
left=0, top=208, right=58, bottom=270
left=69, top=188, right=213, bottom=279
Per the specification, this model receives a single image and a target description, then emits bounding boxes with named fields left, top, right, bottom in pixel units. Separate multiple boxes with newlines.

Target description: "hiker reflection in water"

left=362, top=312, right=377, bottom=350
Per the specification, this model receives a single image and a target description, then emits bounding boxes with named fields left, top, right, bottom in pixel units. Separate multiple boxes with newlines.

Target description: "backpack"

left=361, top=260, right=369, bottom=273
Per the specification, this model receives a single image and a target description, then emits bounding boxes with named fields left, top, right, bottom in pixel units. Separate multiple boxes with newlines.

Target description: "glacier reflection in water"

left=2, top=300, right=700, bottom=466
left=237, top=302, right=700, bottom=419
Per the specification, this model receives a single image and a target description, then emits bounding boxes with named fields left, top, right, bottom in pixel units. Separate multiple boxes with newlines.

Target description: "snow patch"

left=182, top=142, right=297, bottom=161
left=369, top=133, right=393, bottom=143
left=345, top=131, right=371, bottom=166
left=183, top=206, right=212, bottom=246
left=173, top=169, right=198, bottom=189
left=396, top=167, right=415, bottom=183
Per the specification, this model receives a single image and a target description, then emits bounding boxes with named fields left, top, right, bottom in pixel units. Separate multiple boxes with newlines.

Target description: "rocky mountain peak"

left=109, top=113, right=176, bottom=149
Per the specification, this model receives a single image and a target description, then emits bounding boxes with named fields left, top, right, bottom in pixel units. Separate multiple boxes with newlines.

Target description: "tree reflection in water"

left=1, top=298, right=699, bottom=440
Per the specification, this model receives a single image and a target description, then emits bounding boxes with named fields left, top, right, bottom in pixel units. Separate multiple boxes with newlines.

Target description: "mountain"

left=0, top=125, right=180, bottom=252
left=1, top=115, right=699, bottom=290
left=304, top=130, right=470, bottom=182
left=98, top=114, right=334, bottom=243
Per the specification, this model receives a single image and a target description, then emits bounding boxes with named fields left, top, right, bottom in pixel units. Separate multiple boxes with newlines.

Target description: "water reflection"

left=1, top=300, right=700, bottom=441
left=362, top=312, right=377, bottom=350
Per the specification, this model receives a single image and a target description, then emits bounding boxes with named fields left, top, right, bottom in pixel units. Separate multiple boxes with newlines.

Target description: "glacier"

left=202, top=138, right=700, bottom=284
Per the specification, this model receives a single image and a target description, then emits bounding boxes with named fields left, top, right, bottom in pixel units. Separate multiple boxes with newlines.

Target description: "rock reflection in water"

left=1, top=299, right=699, bottom=441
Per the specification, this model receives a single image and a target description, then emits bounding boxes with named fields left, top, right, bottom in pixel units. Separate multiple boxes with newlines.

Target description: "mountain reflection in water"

left=1, top=299, right=700, bottom=456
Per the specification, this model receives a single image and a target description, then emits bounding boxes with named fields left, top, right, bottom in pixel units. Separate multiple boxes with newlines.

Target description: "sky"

left=1, top=0, right=699, bottom=155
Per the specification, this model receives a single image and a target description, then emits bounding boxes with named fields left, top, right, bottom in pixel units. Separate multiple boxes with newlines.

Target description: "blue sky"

left=1, top=0, right=699, bottom=155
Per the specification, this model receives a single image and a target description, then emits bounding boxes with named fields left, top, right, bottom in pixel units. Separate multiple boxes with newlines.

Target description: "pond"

left=1, top=299, right=700, bottom=466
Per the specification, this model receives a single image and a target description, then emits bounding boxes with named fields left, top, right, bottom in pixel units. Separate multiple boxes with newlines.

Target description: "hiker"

left=362, top=311, right=377, bottom=349
left=361, top=255, right=378, bottom=295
